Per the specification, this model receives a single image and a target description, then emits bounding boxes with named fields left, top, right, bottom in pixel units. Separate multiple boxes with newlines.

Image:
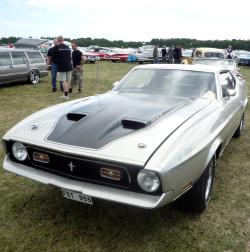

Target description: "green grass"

left=0, top=62, right=249, bottom=252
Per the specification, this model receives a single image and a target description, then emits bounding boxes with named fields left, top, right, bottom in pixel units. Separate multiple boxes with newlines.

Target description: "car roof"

left=15, top=38, right=48, bottom=47
left=195, top=47, right=225, bottom=52
left=0, top=48, right=41, bottom=52
left=134, top=63, right=229, bottom=73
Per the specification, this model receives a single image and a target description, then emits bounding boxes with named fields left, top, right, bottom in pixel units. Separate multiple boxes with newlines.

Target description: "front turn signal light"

left=100, top=167, right=121, bottom=181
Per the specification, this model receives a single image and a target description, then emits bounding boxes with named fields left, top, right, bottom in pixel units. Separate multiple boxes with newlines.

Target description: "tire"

left=179, top=156, right=216, bottom=213
left=233, top=113, right=244, bottom=138
left=29, top=69, right=40, bottom=84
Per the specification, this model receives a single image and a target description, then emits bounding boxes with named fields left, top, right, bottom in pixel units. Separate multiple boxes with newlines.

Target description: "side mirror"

left=227, top=89, right=236, bottom=96
left=112, top=81, right=120, bottom=88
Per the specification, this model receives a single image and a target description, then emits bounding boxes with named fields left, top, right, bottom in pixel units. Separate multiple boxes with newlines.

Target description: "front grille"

left=5, top=141, right=162, bottom=195
left=26, top=146, right=132, bottom=189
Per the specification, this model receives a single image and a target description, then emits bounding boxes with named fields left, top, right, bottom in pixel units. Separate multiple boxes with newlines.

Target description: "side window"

left=26, top=51, right=44, bottom=63
left=204, top=52, right=213, bottom=57
left=0, top=52, right=12, bottom=66
left=215, top=53, right=224, bottom=58
left=11, top=52, right=28, bottom=65
left=219, top=72, right=236, bottom=98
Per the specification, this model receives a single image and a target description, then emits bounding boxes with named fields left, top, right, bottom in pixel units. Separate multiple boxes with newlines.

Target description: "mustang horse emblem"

left=68, top=162, right=76, bottom=172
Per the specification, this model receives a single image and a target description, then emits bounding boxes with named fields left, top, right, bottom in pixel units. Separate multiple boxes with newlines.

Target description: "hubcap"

left=239, top=118, right=243, bottom=132
left=205, top=162, right=213, bottom=202
left=30, top=70, right=39, bottom=84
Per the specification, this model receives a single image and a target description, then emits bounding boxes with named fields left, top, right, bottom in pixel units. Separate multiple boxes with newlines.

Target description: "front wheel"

left=179, top=156, right=216, bottom=213
left=29, top=69, right=40, bottom=84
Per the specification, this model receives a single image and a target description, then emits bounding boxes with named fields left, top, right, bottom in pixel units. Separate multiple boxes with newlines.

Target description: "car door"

left=0, top=51, right=13, bottom=84
left=10, top=51, right=29, bottom=81
left=219, top=71, right=243, bottom=143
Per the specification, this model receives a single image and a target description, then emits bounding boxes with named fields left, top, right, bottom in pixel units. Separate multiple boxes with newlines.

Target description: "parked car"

left=193, top=48, right=225, bottom=59
left=105, top=49, right=129, bottom=62
left=86, top=47, right=112, bottom=60
left=2, top=64, right=248, bottom=213
left=0, top=48, right=48, bottom=85
left=79, top=50, right=99, bottom=63
left=237, top=53, right=250, bottom=66
left=15, top=38, right=48, bottom=50
left=104, top=48, right=137, bottom=62
left=136, top=48, right=163, bottom=64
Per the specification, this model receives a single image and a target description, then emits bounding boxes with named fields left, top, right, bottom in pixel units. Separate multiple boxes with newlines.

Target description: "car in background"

left=136, top=48, right=163, bottom=64
left=2, top=64, right=247, bottom=213
left=105, top=49, right=130, bottom=62
left=0, top=48, right=48, bottom=85
left=80, top=50, right=99, bottom=63
left=15, top=38, right=48, bottom=50
left=237, top=53, right=250, bottom=66
left=193, top=48, right=225, bottom=59
left=86, top=47, right=112, bottom=60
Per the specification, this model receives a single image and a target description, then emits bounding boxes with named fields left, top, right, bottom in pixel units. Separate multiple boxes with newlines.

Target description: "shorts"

left=57, top=71, right=72, bottom=82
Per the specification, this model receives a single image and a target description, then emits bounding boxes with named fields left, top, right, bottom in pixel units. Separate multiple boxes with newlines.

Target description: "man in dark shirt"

left=52, top=36, right=72, bottom=99
left=153, top=45, right=159, bottom=64
left=69, top=42, right=84, bottom=93
left=47, top=39, right=63, bottom=92
left=161, top=46, right=167, bottom=63
left=173, top=44, right=182, bottom=64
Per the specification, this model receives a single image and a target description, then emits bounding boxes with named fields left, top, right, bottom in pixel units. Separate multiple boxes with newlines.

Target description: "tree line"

left=1, top=36, right=250, bottom=50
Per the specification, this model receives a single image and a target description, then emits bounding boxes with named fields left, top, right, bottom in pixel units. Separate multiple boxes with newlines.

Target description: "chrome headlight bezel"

left=12, top=141, right=28, bottom=161
left=137, top=169, right=160, bottom=192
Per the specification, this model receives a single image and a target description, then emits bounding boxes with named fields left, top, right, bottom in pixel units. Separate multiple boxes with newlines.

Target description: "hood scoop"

left=121, top=119, right=147, bottom=130
left=67, top=113, right=87, bottom=121
left=47, top=93, right=191, bottom=149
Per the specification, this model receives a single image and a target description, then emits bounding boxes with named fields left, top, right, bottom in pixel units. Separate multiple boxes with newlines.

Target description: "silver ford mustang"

left=2, top=64, right=248, bottom=213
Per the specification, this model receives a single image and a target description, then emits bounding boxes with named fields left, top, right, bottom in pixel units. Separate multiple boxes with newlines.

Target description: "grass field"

left=0, top=62, right=249, bottom=252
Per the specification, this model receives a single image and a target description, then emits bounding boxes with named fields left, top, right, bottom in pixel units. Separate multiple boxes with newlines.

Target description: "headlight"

left=137, top=170, right=160, bottom=192
left=12, top=142, right=28, bottom=161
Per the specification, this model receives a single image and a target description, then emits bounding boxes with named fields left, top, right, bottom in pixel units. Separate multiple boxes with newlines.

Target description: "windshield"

left=115, top=69, right=216, bottom=99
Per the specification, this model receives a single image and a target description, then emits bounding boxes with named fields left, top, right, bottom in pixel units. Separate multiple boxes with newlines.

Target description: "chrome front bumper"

left=3, top=156, right=174, bottom=209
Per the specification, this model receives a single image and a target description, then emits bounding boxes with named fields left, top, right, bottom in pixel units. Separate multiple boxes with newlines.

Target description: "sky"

left=0, top=0, right=250, bottom=42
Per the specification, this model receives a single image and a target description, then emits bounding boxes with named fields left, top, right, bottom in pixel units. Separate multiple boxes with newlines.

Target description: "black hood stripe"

left=46, top=93, right=190, bottom=149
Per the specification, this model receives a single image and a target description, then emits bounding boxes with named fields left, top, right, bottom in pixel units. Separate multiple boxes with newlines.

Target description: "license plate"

left=62, top=188, right=93, bottom=205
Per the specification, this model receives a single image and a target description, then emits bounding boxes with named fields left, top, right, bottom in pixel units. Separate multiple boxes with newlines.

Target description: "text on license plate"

left=62, top=188, right=93, bottom=205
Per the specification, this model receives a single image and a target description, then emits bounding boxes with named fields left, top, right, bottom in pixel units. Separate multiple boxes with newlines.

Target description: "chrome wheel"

left=205, top=162, right=213, bottom=204
left=29, top=70, right=39, bottom=84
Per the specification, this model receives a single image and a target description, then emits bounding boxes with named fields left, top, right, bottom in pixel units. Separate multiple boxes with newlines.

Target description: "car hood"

left=4, top=92, right=212, bottom=165
left=47, top=92, right=191, bottom=149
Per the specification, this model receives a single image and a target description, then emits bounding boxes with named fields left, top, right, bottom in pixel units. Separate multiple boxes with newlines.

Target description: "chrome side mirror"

left=227, top=89, right=236, bottom=96
left=112, top=81, right=120, bottom=88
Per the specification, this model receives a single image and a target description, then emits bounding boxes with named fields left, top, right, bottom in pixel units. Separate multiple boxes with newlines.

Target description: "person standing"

left=173, top=44, right=182, bottom=64
left=226, top=45, right=234, bottom=59
left=153, top=45, right=159, bottom=64
left=70, top=42, right=84, bottom=93
left=168, top=45, right=174, bottom=64
left=52, top=36, right=72, bottom=100
left=47, top=39, right=63, bottom=92
left=161, top=46, right=167, bottom=63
